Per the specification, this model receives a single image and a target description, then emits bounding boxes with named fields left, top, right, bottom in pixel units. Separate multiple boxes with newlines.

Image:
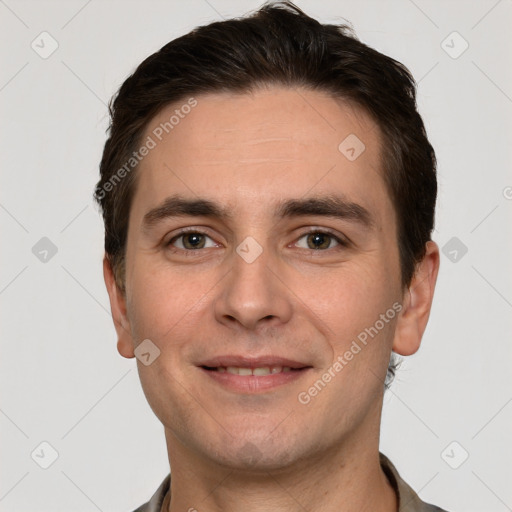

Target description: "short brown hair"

left=94, top=1, right=437, bottom=385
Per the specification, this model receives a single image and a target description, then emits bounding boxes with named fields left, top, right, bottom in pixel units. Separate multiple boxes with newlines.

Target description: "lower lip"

left=199, top=367, right=311, bottom=393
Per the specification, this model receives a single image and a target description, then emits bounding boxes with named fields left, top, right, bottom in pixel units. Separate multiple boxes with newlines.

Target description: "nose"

left=213, top=240, right=293, bottom=331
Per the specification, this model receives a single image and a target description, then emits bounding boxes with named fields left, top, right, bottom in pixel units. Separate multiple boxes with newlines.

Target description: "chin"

left=199, top=429, right=298, bottom=472
left=214, top=444, right=296, bottom=473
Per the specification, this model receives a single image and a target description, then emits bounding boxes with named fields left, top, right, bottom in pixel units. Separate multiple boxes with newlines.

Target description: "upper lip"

left=198, top=355, right=311, bottom=369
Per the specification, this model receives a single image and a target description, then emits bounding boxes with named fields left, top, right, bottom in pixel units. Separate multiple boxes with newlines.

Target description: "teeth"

left=221, top=366, right=292, bottom=375
left=253, top=367, right=271, bottom=376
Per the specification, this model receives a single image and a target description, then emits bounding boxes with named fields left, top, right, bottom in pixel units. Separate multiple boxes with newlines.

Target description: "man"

left=95, top=2, right=445, bottom=511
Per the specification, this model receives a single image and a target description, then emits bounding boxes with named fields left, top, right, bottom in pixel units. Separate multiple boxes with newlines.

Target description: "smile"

left=199, top=364, right=311, bottom=393
left=204, top=366, right=294, bottom=375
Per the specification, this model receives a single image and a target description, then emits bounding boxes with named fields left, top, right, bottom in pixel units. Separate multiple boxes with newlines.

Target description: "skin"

left=104, top=86, right=440, bottom=512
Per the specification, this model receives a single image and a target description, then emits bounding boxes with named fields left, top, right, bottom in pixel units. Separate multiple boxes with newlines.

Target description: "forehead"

left=132, top=86, right=390, bottom=224
left=145, top=86, right=380, bottom=159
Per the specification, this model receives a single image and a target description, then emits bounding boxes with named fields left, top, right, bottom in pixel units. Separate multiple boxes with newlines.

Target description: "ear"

left=393, top=241, right=440, bottom=356
left=103, top=256, right=135, bottom=359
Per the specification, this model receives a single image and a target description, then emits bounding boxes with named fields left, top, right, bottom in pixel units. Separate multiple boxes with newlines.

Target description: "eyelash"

left=165, top=227, right=349, bottom=253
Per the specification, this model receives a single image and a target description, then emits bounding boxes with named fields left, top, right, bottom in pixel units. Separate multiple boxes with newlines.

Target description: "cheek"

left=126, top=259, right=178, bottom=341
left=305, top=269, right=400, bottom=406
left=308, top=262, right=398, bottom=339
left=303, top=266, right=400, bottom=393
left=126, top=255, right=214, bottom=345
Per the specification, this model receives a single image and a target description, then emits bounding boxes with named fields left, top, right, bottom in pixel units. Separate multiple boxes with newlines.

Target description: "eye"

left=295, top=231, right=345, bottom=250
left=165, top=229, right=347, bottom=253
left=167, top=231, right=217, bottom=250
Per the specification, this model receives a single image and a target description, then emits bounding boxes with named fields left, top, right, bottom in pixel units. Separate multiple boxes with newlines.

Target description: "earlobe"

left=103, top=256, right=135, bottom=359
left=392, top=241, right=440, bottom=356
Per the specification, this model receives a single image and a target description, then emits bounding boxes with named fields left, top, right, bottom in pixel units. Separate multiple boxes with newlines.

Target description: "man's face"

left=118, top=87, right=405, bottom=469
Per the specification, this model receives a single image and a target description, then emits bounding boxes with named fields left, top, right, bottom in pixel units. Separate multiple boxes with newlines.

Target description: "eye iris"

left=183, top=233, right=205, bottom=249
left=307, top=233, right=330, bottom=250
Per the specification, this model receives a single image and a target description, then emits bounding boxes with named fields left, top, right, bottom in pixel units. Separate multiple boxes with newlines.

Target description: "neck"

left=164, top=423, right=397, bottom=512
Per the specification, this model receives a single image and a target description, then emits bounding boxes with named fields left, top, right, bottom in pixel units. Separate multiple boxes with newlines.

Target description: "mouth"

left=202, top=365, right=302, bottom=375
left=198, top=356, right=312, bottom=393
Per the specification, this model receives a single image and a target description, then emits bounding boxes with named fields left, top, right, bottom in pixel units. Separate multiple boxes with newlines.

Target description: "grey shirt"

left=132, top=452, right=448, bottom=512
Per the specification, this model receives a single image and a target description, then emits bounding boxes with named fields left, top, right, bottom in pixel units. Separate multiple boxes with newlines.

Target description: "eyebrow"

left=141, top=194, right=374, bottom=232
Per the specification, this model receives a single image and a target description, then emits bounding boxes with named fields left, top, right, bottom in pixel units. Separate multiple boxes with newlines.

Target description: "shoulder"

left=380, top=453, right=450, bottom=512
left=129, top=474, right=170, bottom=512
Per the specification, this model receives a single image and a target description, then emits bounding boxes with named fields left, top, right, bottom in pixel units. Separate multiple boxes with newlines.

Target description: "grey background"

left=1, top=0, right=511, bottom=510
